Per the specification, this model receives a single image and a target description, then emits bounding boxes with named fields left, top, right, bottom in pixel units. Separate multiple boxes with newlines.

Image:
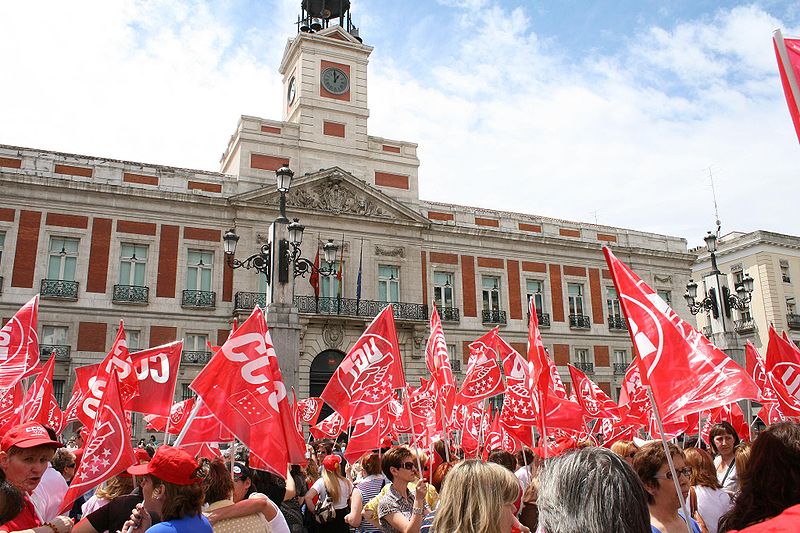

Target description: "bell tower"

left=279, top=1, right=372, bottom=148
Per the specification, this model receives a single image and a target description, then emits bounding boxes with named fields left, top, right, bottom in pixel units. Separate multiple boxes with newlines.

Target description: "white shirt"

left=515, top=465, right=532, bottom=492
left=312, top=477, right=351, bottom=509
left=248, top=492, right=290, bottom=533
left=30, top=464, right=68, bottom=522
left=694, top=486, right=733, bottom=533
left=713, top=456, right=738, bottom=494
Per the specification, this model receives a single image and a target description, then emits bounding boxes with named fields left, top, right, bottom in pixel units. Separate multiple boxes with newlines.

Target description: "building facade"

left=691, top=230, right=800, bottom=352
left=0, top=23, right=696, bottom=437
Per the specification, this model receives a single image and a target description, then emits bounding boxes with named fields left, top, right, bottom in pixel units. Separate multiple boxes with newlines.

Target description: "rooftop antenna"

left=591, top=209, right=600, bottom=224
left=706, top=166, right=722, bottom=239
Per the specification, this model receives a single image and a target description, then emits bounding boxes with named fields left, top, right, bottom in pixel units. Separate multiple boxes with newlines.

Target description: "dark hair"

left=161, top=479, right=205, bottom=521
left=709, top=422, right=740, bottom=455
left=381, top=446, right=412, bottom=482
left=487, top=450, right=517, bottom=473
left=51, top=448, right=76, bottom=475
left=360, top=452, right=382, bottom=476
left=633, top=442, right=683, bottom=505
left=43, top=426, right=59, bottom=443
left=538, top=448, right=650, bottom=533
left=516, top=447, right=536, bottom=467
left=0, top=471, right=25, bottom=524
left=719, top=422, right=800, bottom=532
left=202, top=458, right=234, bottom=505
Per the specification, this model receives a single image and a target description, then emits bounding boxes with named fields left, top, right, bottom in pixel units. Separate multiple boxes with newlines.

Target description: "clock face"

left=287, top=76, right=296, bottom=104
left=321, top=67, right=349, bottom=95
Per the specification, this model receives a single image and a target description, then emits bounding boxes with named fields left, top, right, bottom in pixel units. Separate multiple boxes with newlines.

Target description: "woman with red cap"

left=0, top=422, right=73, bottom=533
left=303, top=455, right=352, bottom=532
left=121, top=446, right=211, bottom=533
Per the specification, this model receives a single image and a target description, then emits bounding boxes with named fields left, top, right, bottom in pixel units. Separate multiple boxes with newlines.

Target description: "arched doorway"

left=310, top=349, right=345, bottom=422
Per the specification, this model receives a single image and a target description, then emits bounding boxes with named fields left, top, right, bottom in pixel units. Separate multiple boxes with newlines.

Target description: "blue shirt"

left=146, top=514, right=213, bottom=533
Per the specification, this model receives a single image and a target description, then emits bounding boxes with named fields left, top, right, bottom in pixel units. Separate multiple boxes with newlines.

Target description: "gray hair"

left=537, top=447, right=650, bottom=533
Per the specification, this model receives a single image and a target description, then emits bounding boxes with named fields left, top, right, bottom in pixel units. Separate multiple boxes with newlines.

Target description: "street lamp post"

left=222, top=164, right=340, bottom=392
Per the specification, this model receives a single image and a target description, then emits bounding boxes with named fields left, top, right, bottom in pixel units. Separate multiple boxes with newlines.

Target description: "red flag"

left=127, top=341, right=182, bottom=416
left=773, top=30, right=800, bottom=143
left=99, top=322, right=140, bottom=408
left=59, top=374, right=135, bottom=514
left=765, top=327, right=800, bottom=414
left=459, top=403, right=490, bottom=458
left=757, top=402, right=786, bottom=425
left=169, top=399, right=234, bottom=444
left=745, top=342, right=792, bottom=419
left=345, top=403, right=395, bottom=464
left=294, top=396, right=324, bottom=432
left=425, top=305, right=456, bottom=423
left=527, top=297, right=550, bottom=393
left=309, top=248, right=320, bottom=299
left=21, top=354, right=63, bottom=433
left=190, top=306, right=304, bottom=476
left=144, top=397, right=195, bottom=433
left=0, top=295, right=40, bottom=388
left=396, top=380, right=436, bottom=434
left=179, top=442, right=222, bottom=461
left=310, top=411, right=345, bottom=440
left=568, top=364, right=621, bottom=421
left=598, top=418, right=637, bottom=448
left=455, top=330, right=505, bottom=405
left=321, top=305, right=405, bottom=422
left=618, top=360, right=650, bottom=427
left=72, top=363, right=103, bottom=428
left=496, top=337, right=537, bottom=447
left=700, top=403, right=750, bottom=445
left=603, top=246, right=759, bottom=422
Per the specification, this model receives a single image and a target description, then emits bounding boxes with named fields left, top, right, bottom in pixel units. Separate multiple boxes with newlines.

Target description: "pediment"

left=229, top=167, right=429, bottom=226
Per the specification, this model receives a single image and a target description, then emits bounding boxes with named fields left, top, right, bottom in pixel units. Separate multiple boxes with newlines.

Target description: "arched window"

left=310, top=349, right=345, bottom=421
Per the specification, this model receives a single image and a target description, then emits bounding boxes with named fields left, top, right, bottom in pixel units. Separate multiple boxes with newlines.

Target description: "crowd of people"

left=1, top=419, right=799, bottom=533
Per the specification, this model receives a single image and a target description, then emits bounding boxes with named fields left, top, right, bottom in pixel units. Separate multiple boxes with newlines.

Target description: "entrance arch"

left=310, top=349, right=345, bottom=421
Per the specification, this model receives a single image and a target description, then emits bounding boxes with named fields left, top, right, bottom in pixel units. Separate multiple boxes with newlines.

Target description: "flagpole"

left=403, top=388, right=424, bottom=473
left=477, top=400, right=487, bottom=460
left=645, top=386, right=693, bottom=533
left=173, top=396, right=203, bottom=446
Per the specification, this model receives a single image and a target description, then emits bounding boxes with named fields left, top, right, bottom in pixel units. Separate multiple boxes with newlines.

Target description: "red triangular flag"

left=745, top=342, right=792, bottom=419
left=455, top=329, right=505, bottom=405
left=309, top=249, right=321, bottom=299
left=765, top=327, right=800, bottom=414
left=618, top=360, right=650, bottom=427
left=21, top=354, right=63, bottom=433
left=294, top=396, right=324, bottom=432
left=59, top=374, right=135, bottom=514
left=425, top=304, right=456, bottom=423
left=773, top=30, right=800, bottom=143
left=603, top=246, right=758, bottom=422
left=310, top=411, right=345, bottom=440
left=568, top=364, right=621, bottom=421
left=0, top=295, right=41, bottom=388
left=321, top=305, right=405, bottom=422
left=127, top=341, right=183, bottom=417
left=345, top=402, right=395, bottom=464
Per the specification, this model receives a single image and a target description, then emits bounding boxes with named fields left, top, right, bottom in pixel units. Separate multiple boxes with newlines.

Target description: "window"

left=575, top=348, right=590, bottom=364
left=607, top=287, right=622, bottom=319
left=657, top=290, right=672, bottom=307
left=781, top=262, right=791, bottom=283
left=185, top=333, right=209, bottom=352
left=47, top=237, right=79, bottom=281
left=321, top=261, right=342, bottom=298
left=181, top=383, right=194, bottom=402
left=613, top=349, right=627, bottom=365
left=482, top=276, right=501, bottom=311
left=119, top=244, right=148, bottom=286
left=378, top=265, right=399, bottom=303
left=526, top=279, right=545, bottom=312
left=41, top=325, right=68, bottom=346
left=787, top=297, right=796, bottom=315
left=0, top=231, right=4, bottom=265
left=127, top=329, right=141, bottom=352
left=186, top=250, right=213, bottom=291
left=447, top=343, right=459, bottom=373
left=568, top=283, right=585, bottom=315
left=433, top=272, right=454, bottom=308
left=52, top=379, right=65, bottom=407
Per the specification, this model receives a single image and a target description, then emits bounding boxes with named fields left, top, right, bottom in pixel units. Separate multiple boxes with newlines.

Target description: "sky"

left=1, top=1, right=799, bottom=248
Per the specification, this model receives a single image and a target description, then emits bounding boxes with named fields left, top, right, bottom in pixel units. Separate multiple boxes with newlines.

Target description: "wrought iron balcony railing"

left=112, top=284, right=149, bottom=304
left=40, top=279, right=79, bottom=300
left=702, top=325, right=713, bottom=338
left=293, top=296, right=428, bottom=321
left=40, top=345, right=71, bottom=361
left=569, top=314, right=591, bottom=329
left=482, top=309, right=507, bottom=325
left=734, top=319, right=756, bottom=334
left=574, top=362, right=594, bottom=374
left=181, top=290, right=216, bottom=309
left=182, top=351, right=213, bottom=365
left=788, top=313, right=800, bottom=330
left=608, top=315, right=628, bottom=331
left=613, top=362, right=628, bottom=375
left=234, top=291, right=267, bottom=311
left=527, top=312, right=551, bottom=327
left=438, top=306, right=461, bottom=322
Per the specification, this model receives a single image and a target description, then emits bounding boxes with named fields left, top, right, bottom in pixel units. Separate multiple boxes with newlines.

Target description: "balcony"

left=613, top=362, right=628, bottom=375
left=438, top=306, right=461, bottom=323
left=608, top=315, right=628, bottom=331
left=788, top=313, right=800, bottom=330
left=569, top=314, right=591, bottom=329
left=182, top=351, right=213, bottom=365
left=527, top=312, right=551, bottom=328
left=112, top=285, right=149, bottom=304
left=783, top=274, right=791, bottom=283
left=181, top=290, right=216, bottom=309
left=482, top=309, right=507, bottom=325
left=574, top=362, right=594, bottom=374
left=293, top=296, right=428, bottom=321
left=702, top=325, right=713, bottom=338
left=734, top=319, right=756, bottom=334
left=234, top=291, right=267, bottom=311
left=40, top=279, right=78, bottom=300
left=40, top=345, right=71, bottom=361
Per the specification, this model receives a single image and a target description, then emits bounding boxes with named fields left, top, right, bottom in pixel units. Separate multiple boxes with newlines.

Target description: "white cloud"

left=0, top=1, right=797, bottom=247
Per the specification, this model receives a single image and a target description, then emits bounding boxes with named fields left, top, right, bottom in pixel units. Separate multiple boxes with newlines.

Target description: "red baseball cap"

left=1, top=422, right=63, bottom=452
left=121, top=448, right=152, bottom=478
left=127, top=446, right=201, bottom=485
left=322, top=454, right=341, bottom=472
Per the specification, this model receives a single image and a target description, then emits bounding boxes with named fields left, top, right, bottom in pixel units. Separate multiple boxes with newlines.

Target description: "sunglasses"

left=66, top=463, right=76, bottom=468
left=654, top=467, right=692, bottom=480
left=399, top=461, right=418, bottom=471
